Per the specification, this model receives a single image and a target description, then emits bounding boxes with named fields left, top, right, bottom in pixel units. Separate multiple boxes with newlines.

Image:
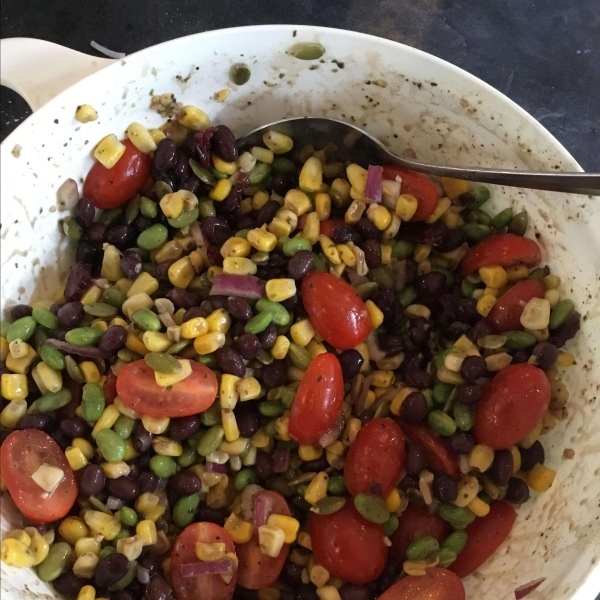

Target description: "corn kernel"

left=0, top=336, right=9, bottom=362
left=263, top=131, right=293, bottom=154
left=299, top=443, right=323, bottom=461
left=299, top=157, right=323, bottom=193
left=396, top=194, right=419, bottom=221
left=441, top=177, right=470, bottom=200
left=92, top=405, right=120, bottom=437
left=557, top=353, right=575, bottom=367
left=5, top=344, right=37, bottom=375
left=167, top=257, right=194, bottom=289
left=77, top=585, right=96, bottom=600
left=467, top=496, right=491, bottom=517
left=80, top=361, right=100, bottom=384
left=290, top=319, right=316, bottom=347
left=268, top=217, right=292, bottom=239
left=75, top=537, right=101, bottom=558
left=271, top=335, right=290, bottom=360
left=365, top=300, right=384, bottom=329
left=66, top=447, right=89, bottom=471
left=223, top=256, right=258, bottom=276
left=127, top=272, right=159, bottom=298
left=367, top=204, right=392, bottom=231
left=469, top=444, right=495, bottom=472
left=149, top=128, right=166, bottom=144
left=248, top=147, right=273, bottom=165
left=212, top=154, right=237, bottom=175
left=309, top=563, right=330, bottom=588
left=136, top=519, right=158, bottom=546
left=252, top=190, right=270, bottom=210
left=302, top=212, right=320, bottom=245
left=237, top=377, right=261, bottom=401
left=354, top=342, right=370, bottom=372
left=505, top=264, right=529, bottom=281
left=346, top=164, right=368, bottom=195
left=220, top=237, right=251, bottom=259
left=476, top=294, right=497, bottom=317
left=385, top=488, right=401, bottom=512
left=313, top=193, right=332, bottom=221
left=266, top=514, right=299, bottom=544
left=371, top=370, right=395, bottom=388
left=71, top=437, right=94, bottom=460
left=125, top=122, right=157, bottom=153
left=380, top=244, right=393, bottom=264
left=154, top=240, right=183, bottom=263
left=0, top=398, right=26, bottom=428
left=220, top=374, right=241, bottom=410
left=304, top=471, right=329, bottom=505
left=222, top=409, right=240, bottom=442
left=252, top=428, right=271, bottom=449
left=307, top=341, right=327, bottom=358
left=520, top=297, right=551, bottom=331
left=479, top=265, right=508, bottom=289
left=75, top=104, right=98, bottom=123
left=0, top=538, right=35, bottom=567
left=224, top=513, right=254, bottom=544
left=527, top=463, right=556, bottom=492
left=73, top=553, right=99, bottom=579
left=180, top=317, right=209, bottom=340
left=276, top=414, right=291, bottom=441
left=206, top=309, right=231, bottom=334
left=519, top=421, right=542, bottom=449
left=258, top=588, right=281, bottom=600
left=152, top=436, right=183, bottom=456
left=94, top=134, right=125, bottom=169
left=141, top=331, right=170, bottom=353
left=424, top=197, right=451, bottom=224
left=248, top=228, right=278, bottom=252
left=317, top=586, right=341, bottom=600
left=101, top=461, right=131, bottom=479
left=125, top=331, right=148, bottom=356
left=318, top=235, right=341, bottom=265
left=116, top=535, right=144, bottom=561
left=194, top=332, right=226, bottom=355
left=210, top=179, right=233, bottom=201
left=155, top=359, right=192, bottom=387
left=266, top=279, right=296, bottom=302
left=440, top=207, right=463, bottom=229
left=258, top=524, right=286, bottom=558
left=122, top=292, right=153, bottom=320
left=284, top=189, right=312, bottom=216
left=5, top=529, right=31, bottom=547
left=178, top=105, right=211, bottom=130
left=59, top=517, right=90, bottom=545
left=23, top=528, right=50, bottom=565
left=405, top=303, right=431, bottom=320
left=1, top=373, right=28, bottom=400
left=194, top=541, right=226, bottom=563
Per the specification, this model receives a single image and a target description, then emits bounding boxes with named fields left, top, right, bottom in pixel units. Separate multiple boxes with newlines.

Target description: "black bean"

left=107, top=224, right=136, bottom=250
left=532, top=341, right=559, bottom=370
left=456, top=298, right=480, bottom=324
left=299, top=454, right=329, bottom=473
left=469, top=319, right=493, bottom=341
left=50, top=428, right=70, bottom=450
left=254, top=450, right=275, bottom=480
left=372, top=289, right=396, bottom=320
left=169, top=471, right=201, bottom=495
left=201, top=217, right=232, bottom=246
left=456, top=383, right=482, bottom=405
left=280, top=561, right=304, bottom=586
left=235, top=334, right=262, bottom=360
left=182, top=307, right=209, bottom=322
left=511, top=349, right=530, bottom=364
left=173, top=153, right=191, bottom=180
left=53, top=572, right=87, bottom=599
left=76, top=197, right=96, bottom=227
left=362, top=239, right=382, bottom=269
left=115, top=591, right=135, bottom=600
left=99, top=326, right=127, bottom=353
left=258, top=323, right=278, bottom=349
left=234, top=404, right=261, bottom=438
left=133, top=215, right=155, bottom=234
left=50, top=303, right=62, bottom=316
left=415, top=271, right=447, bottom=297
left=435, top=228, right=466, bottom=252
left=167, top=288, right=201, bottom=310
left=76, top=241, right=102, bottom=268
left=11, top=304, right=33, bottom=319
left=137, top=471, right=159, bottom=494
left=106, top=476, right=139, bottom=502
left=400, top=391, right=428, bottom=423
left=332, top=224, right=363, bottom=245
left=78, top=464, right=105, bottom=496
left=139, top=555, right=160, bottom=577
left=154, top=260, right=175, bottom=282
left=120, top=251, right=143, bottom=279
left=548, top=311, right=580, bottom=348
left=421, top=221, right=449, bottom=246
left=355, top=217, right=381, bottom=241
left=196, top=505, right=226, bottom=525
left=445, top=432, right=475, bottom=455
left=432, top=471, right=458, bottom=503
left=404, top=368, right=430, bottom=389
left=460, top=355, right=488, bottom=383
left=216, top=347, right=246, bottom=377
left=340, top=585, right=372, bottom=600
left=271, top=173, right=297, bottom=196
left=404, top=444, right=427, bottom=475
left=294, top=584, right=319, bottom=600
left=207, top=245, right=224, bottom=266
left=60, top=417, right=88, bottom=439
left=57, top=301, right=85, bottom=329
left=505, top=477, right=530, bottom=503
left=86, top=221, right=107, bottom=244
left=209, top=296, right=229, bottom=310
left=374, top=559, right=401, bottom=594
left=338, top=349, right=364, bottom=381
left=17, top=413, right=55, bottom=433
left=287, top=250, right=314, bottom=280
left=262, top=360, right=287, bottom=387
left=146, top=575, right=172, bottom=600
left=153, top=138, right=178, bottom=174
left=227, top=297, right=253, bottom=321
left=520, top=440, right=545, bottom=471
left=212, top=125, right=238, bottom=162
left=133, top=421, right=153, bottom=453
left=168, top=415, right=201, bottom=441
left=489, top=449, right=514, bottom=486
left=256, top=200, right=280, bottom=227
left=65, top=262, right=93, bottom=302
left=399, top=474, right=419, bottom=491
left=180, top=174, right=200, bottom=194
left=409, top=316, right=431, bottom=346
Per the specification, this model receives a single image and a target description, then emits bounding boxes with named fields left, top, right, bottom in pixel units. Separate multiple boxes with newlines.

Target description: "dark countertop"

left=1, top=0, right=598, bottom=170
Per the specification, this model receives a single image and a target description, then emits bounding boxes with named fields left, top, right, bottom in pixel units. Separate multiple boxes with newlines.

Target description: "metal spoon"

left=238, top=117, right=600, bottom=196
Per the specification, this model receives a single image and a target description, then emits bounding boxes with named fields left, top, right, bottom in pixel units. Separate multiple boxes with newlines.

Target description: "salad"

left=0, top=102, right=580, bottom=600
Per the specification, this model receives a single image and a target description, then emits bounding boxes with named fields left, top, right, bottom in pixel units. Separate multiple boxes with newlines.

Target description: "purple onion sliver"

left=273, top=448, right=291, bottom=474
left=206, top=462, right=228, bottom=474
left=64, top=262, right=93, bottom=302
left=136, top=565, right=151, bottom=585
left=180, top=559, right=233, bottom=578
left=514, top=578, right=546, bottom=599
left=254, top=493, right=273, bottom=528
left=364, top=165, right=383, bottom=203
left=319, top=413, right=345, bottom=448
left=193, top=127, right=218, bottom=169
left=46, top=338, right=110, bottom=359
left=210, top=274, right=266, bottom=299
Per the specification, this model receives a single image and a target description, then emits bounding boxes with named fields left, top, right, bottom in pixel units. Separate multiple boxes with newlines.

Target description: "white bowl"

left=1, top=25, right=599, bottom=600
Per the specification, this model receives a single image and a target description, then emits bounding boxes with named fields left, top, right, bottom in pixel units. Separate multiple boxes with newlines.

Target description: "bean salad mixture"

left=0, top=102, right=581, bottom=600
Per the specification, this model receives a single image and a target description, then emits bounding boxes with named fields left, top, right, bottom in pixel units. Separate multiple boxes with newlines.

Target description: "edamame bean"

left=137, top=224, right=168, bottom=251
left=433, top=348, right=455, bottom=370
left=256, top=299, right=291, bottom=326
left=178, top=446, right=197, bottom=468
left=431, top=267, right=455, bottom=286
left=267, top=476, right=293, bottom=497
left=384, top=514, right=399, bottom=537
left=283, top=237, right=312, bottom=257
left=132, top=309, right=161, bottom=332
left=259, top=400, right=286, bottom=418
left=442, top=530, right=468, bottom=554
left=200, top=403, right=221, bottom=427
left=312, top=254, right=328, bottom=272
left=173, top=494, right=200, bottom=528
left=113, top=415, right=135, bottom=439
left=63, top=217, right=83, bottom=241
left=461, top=277, right=479, bottom=298
left=37, top=542, right=72, bottom=582
left=293, top=43, right=326, bottom=60
left=433, top=381, right=454, bottom=405
left=327, top=474, right=347, bottom=495
left=198, top=425, right=225, bottom=457
left=64, top=327, right=103, bottom=346
left=549, top=299, right=574, bottom=330
left=166, top=340, right=191, bottom=356
left=271, top=157, right=296, bottom=174
left=427, top=410, right=457, bottom=436
left=468, top=186, right=490, bottom=208
left=248, top=162, right=271, bottom=185
left=234, top=468, right=259, bottom=492
left=438, top=504, right=476, bottom=529
left=528, top=267, right=547, bottom=281
left=392, top=239, right=415, bottom=260
left=0, top=321, right=9, bottom=337
left=406, top=536, right=440, bottom=561
left=32, top=307, right=59, bottom=330
left=140, top=197, right=158, bottom=218
left=145, top=352, right=181, bottom=374
left=492, top=208, right=513, bottom=230
left=150, top=455, right=177, bottom=478
left=65, top=355, right=84, bottom=383
left=354, top=493, right=390, bottom=524
left=168, top=207, right=200, bottom=229
left=313, top=496, right=346, bottom=515
left=96, top=429, right=126, bottom=462
left=115, top=527, right=132, bottom=542
left=98, top=546, right=116, bottom=559
left=40, top=345, right=66, bottom=371
left=84, top=303, right=118, bottom=319
left=504, top=331, right=536, bottom=350
left=453, top=404, right=474, bottom=431
left=263, top=419, right=278, bottom=438
left=288, top=343, right=312, bottom=370
left=436, top=547, right=457, bottom=567
left=397, top=286, right=417, bottom=308
left=82, top=383, right=105, bottom=423
left=120, top=507, right=138, bottom=527
left=281, top=385, right=297, bottom=409
left=244, top=311, right=273, bottom=334
left=37, top=388, right=72, bottom=413
left=109, top=560, right=137, bottom=591
left=102, top=286, right=127, bottom=310
left=370, top=267, right=395, bottom=290
left=508, top=211, right=528, bottom=236
left=6, top=316, right=37, bottom=342
left=462, top=223, right=491, bottom=241
left=198, top=200, right=216, bottom=218
left=466, top=209, right=492, bottom=226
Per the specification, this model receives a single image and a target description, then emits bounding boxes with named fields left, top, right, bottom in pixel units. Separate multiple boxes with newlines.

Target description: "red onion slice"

left=364, top=165, right=383, bottom=203
left=381, top=178, right=401, bottom=210
left=180, top=559, right=233, bottom=578
left=210, top=274, right=266, bottom=299
left=206, top=462, right=228, bottom=474
left=190, top=221, right=209, bottom=247
left=319, top=413, right=345, bottom=448
left=136, top=565, right=150, bottom=585
left=514, top=578, right=546, bottom=599
left=46, top=338, right=110, bottom=359
left=273, top=448, right=290, bottom=473
left=254, top=493, right=274, bottom=528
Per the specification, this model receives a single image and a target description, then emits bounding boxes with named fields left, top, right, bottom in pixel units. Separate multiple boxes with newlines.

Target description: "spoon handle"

left=390, top=158, right=600, bottom=196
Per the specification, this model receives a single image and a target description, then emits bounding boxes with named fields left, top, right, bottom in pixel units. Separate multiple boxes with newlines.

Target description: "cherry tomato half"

left=103, top=370, right=118, bottom=405
left=474, top=364, right=551, bottom=449
left=236, top=491, right=291, bottom=589
left=311, top=500, right=388, bottom=585
left=289, top=353, right=344, bottom=444
left=486, top=279, right=545, bottom=333
left=459, top=233, right=542, bottom=277
left=83, top=139, right=151, bottom=209
left=116, top=358, right=218, bottom=418
left=382, top=166, right=440, bottom=221
left=344, top=418, right=404, bottom=498
left=389, top=504, right=450, bottom=564
left=398, top=422, right=460, bottom=479
left=1, top=429, right=77, bottom=523
left=171, top=522, right=237, bottom=600
left=319, top=218, right=346, bottom=238
left=378, top=568, right=465, bottom=600
left=450, top=501, right=517, bottom=578
left=301, top=271, right=371, bottom=350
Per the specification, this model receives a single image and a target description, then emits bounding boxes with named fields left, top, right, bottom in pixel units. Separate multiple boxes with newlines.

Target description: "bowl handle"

left=0, top=38, right=114, bottom=112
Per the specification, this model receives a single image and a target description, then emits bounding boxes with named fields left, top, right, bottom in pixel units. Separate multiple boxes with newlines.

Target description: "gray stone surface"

left=1, top=0, right=598, bottom=169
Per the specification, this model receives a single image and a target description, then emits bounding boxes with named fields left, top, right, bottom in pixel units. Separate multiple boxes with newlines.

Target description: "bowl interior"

left=1, top=25, right=599, bottom=600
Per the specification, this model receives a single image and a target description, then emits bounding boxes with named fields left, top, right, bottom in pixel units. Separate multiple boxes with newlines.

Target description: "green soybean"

left=465, top=209, right=492, bottom=226
left=438, top=504, right=476, bottom=529
left=140, top=197, right=158, bottom=218
left=168, top=207, right=200, bottom=229
left=283, top=237, right=312, bottom=257
left=461, top=277, right=478, bottom=298
left=393, top=239, right=415, bottom=260
left=422, top=388, right=435, bottom=410
left=96, top=429, right=126, bottom=462
left=120, top=506, right=138, bottom=527
left=397, top=286, right=417, bottom=308
left=442, top=530, right=468, bottom=554
left=263, top=419, right=278, bottom=437
left=230, top=63, right=251, bottom=85
left=384, top=514, right=399, bottom=537
left=327, top=474, right=347, bottom=495
left=0, top=321, right=9, bottom=338
left=145, top=352, right=181, bottom=374
left=431, top=267, right=455, bottom=286
left=370, top=266, right=394, bottom=290
left=453, top=404, right=474, bottom=431
left=428, top=410, right=457, bottom=436
left=528, top=267, right=547, bottom=281
left=259, top=400, right=286, bottom=418
left=178, top=446, right=198, bottom=468
left=81, top=383, right=105, bottom=423
left=114, top=527, right=132, bottom=542
left=64, top=327, right=103, bottom=346
left=118, top=348, right=141, bottom=363
left=198, top=200, right=217, bottom=218
left=65, top=355, right=84, bottom=383
left=63, top=217, right=83, bottom=241
left=132, top=309, right=161, bottom=332
left=288, top=343, right=312, bottom=370
left=313, top=254, right=328, bottom=272
left=433, top=381, right=454, bottom=405
left=150, top=455, right=177, bottom=478
left=114, top=415, right=135, bottom=439
left=37, top=388, right=72, bottom=413
left=98, top=546, right=116, bottom=559
left=187, top=430, right=205, bottom=450
left=108, top=560, right=137, bottom=591
left=354, top=493, right=390, bottom=524
left=356, top=282, right=379, bottom=300
left=433, top=348, right=455, bottom=371
left=99, top=207, right=123, bottom=227
left=436, top=547, right=457, bottom=567
left=256, top=299, right=291, bottom=326
left=40, top=345, right=65, bottom=371
left=549, top=299, right=574, bottom=330
left=248, top=162, right=271, bottom=185
left=6, top=316, right=37, bottom=342
left=201, top=403, right=221, bottom=427
left=281, top=385, right=298, bottom=409
left=102, top=286, right=127, bottom=310
left=234, top=468, right=259, bottom=492
left=32, top=307, right=59, bottom=330
left=84, top=303, right=117, bottom=319
left=313, top=496, right=346, bottom=515
left=267, top=476, right=293, bottom=497
left=137, top=224, right=169, bottom=251
left=37, top=542, right=72, bottom=582
left=492, top=208, right=513, bottom=230
left=173, top=494, right=201, bottom=528
left=293, top=42, right=326, bottom=60
left=508, top=211, right=528, bottom=236
left=244, top=311, right=273, bottom=334
left=271, top=157, right=297, bottom=174
left=406, top=536, right=440, bottom=561
left=462, top=223, right=491, bottom=241
left=504, top=330, right=536, bottom=350
left=468, top=186, right=490, bottom=208
left=198, top=425, right=225, bottom=456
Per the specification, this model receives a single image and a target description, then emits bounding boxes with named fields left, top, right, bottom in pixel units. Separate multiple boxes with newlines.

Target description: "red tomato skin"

left=83, top=139, right=151, bottom=209
left=1, top=429, right=77, bottom=523
left=311, top=501, right=388, bottom=585
left=486, top=280, right=545, bottom=333
left=236, top=491, right=291, bottom=589
left=398, top=422, right=460, bottom=479
left=171, top=522, right=236, bottom=600
left=450, top=501, right=517, bottom=578
left=319, top=218, right=346, bottom=238
left=389, top=504, right=450, bottom=564
left=474, top=364, right=551, bottom=449
left=301, top=272, right=371, bottom=350
left=378, top=568, right=465, bottom=600
left=344, top=418, right=405, bottom=498
left=116, top=358, right=218, bottom=418
left=459, top=233, right=542, bottom=277
left=381, top=167, right=439, bottom=221
left=103, top=371, right=118, bottom=405
left=289, top=353, right=344, bottom=444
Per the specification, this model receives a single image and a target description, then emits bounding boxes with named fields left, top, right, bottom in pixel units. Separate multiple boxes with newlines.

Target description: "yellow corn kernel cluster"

left=304, top=471, right=329, bottom=505
left=299, top=157, right=323, bottom=192
left=94, top=134, right=125, bottom=169
left=1, top=373, right=28, bottom=400
left=1, top=538, right=36, bottom=567
left=237, top=377, right=261, bottom=401
left=180, top=317, right=209, bottom=339
left=395, top=194, right=418, bottom=221
left=75, top=104, right=98, bottom=123
left=271, top=335, right=291, bottom=359
left=336, top=244, right=356, bottom=267
left=73, top=552, right=99, bottom=578
left=224, top=513, right=254, bottom=544
left=220, top=374, right=241, bottom=409
left=319, top=235, right=341, bottom=265
left=126, top=122, right=157, bottom=153
left=441, top=177, right=470, bottom=200
left=222, top=409, right=240, bottom=441
left=258, top=524, right=286, bottom=558
left=469, top=444, right=495, bottom=472
left=479, top=265, right=508, bottom=289
left=263, top=131, right=293, bottom=154
left=152, top=436, right=183, bottom=456
left=135, top=493, right=165, bottom=522
left=178, top=105, right=211, bottom=130
left=267, top=514, right=300, bottom=544
left=476, top=294, right=497, bottom=317
left=223, top=257, right=258, bottom=276
left=467, top=497, right=491, bottom=517
left=266, top=279, right=296, bottom=302
left=83, top=511, right=121, bottom=540
left=65, top=447, right=89, bottom=471
left=5, top=344, right=37, bottom=375
left=210, top=179, right=233, bottom=201
left=385, top=488, right=401, bottom=512
left=75, top=537, right=101, bottom=557
left=248, top=228, right=278, bottom=252
left=367, top=204, right=392, bottom=231
left=194, top=331, right=226, bottom=355
left=346, top=163, right=367, bottom=196
left=136, top=519, right=158, bottom=546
